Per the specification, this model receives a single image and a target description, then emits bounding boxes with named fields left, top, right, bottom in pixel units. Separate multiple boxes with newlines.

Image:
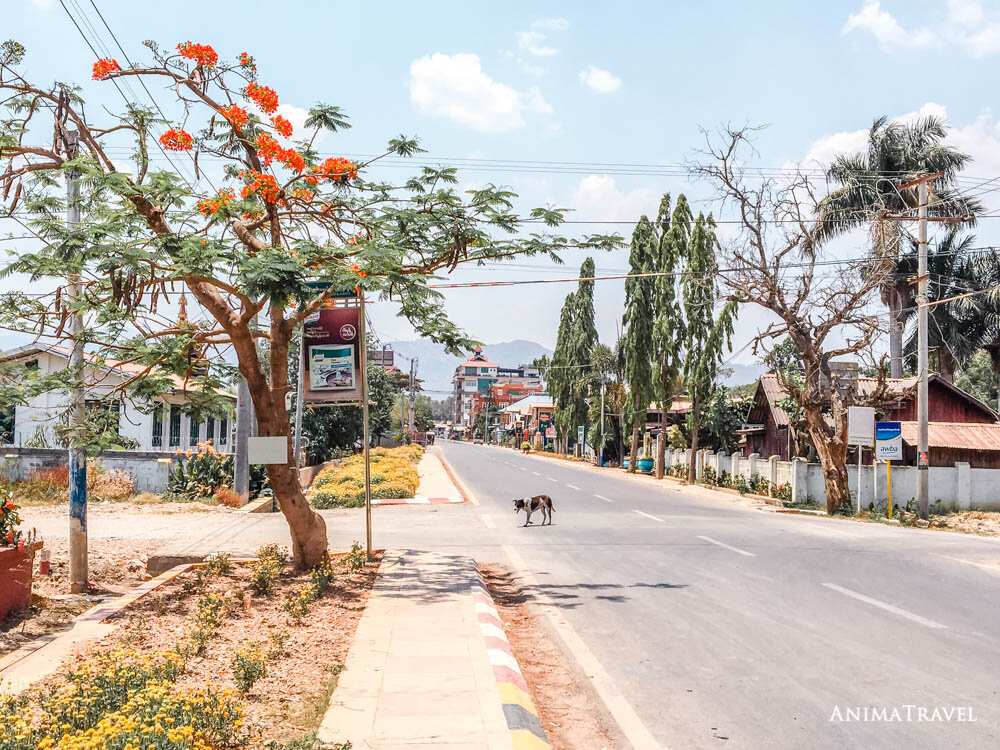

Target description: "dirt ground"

left=1, top=534, right=159, bottom=657
left=30, top=551, right=380, bottom=746
left=923, top=510, right=1000, bottom=535
left=480, top=563, right=620, bottom=750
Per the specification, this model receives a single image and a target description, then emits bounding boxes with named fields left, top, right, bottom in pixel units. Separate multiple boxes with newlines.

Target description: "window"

left=465, top=367, right=477, bottom=375
left=168, top=405, right=181, bottom=447
left=206, top=418, right=215, bottom=442
left=152, top=404, right=164, bottom=448
left=189, top=417, right=200, bottom=446
left=218, top=417, right=228, bottom=445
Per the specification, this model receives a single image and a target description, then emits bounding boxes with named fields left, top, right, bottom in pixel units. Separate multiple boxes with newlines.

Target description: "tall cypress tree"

left=551, top=257, right=598, bottom=453
left=651, top=194, right=691, bottom=475
left=683, top=214, right=737, bottom=482
left=622, top=217, right=657, bottom=471
left=549, top=292, right=576, bottom=451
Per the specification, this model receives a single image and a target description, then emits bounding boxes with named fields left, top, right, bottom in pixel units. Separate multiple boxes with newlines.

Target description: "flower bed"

left=0, top=491, right=42, bottom=620
left=3, top=545, right=378, bottom=748
left=311, top=445, right=422, bottom=509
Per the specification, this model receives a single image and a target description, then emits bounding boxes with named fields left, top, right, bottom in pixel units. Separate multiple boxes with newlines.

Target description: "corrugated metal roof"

left=898, top=421, right=1000, bottom=451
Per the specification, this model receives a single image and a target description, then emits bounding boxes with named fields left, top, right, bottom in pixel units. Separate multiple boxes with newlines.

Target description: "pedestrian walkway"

left=318, top=549, right=545, bottom=749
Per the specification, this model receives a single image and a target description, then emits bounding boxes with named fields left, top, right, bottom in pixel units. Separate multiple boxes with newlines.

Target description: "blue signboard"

left=875, top=421, right=903, bottom=460
left=875, top=422, right=901, bottom=440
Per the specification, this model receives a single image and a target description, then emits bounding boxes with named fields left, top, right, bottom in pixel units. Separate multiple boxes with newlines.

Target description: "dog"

left=513, top=494, right=554, bottom=526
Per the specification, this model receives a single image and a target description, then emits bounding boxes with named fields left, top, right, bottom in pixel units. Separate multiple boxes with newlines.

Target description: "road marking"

left=633, top=509, right=664, bottom=522
left=821, top=583, right=947, bottom=629
left=502, top=545, right=664, bottom=750
left=565, top=483, right=580, bottom=490
left=594, top=494, right=614, bottom=503
left=546, top=477, right=559, bottom=483
left=939, top=555, right=1000, bottom=576
left=480, top=514, right=496, bottom=529
left=697, top=535, right=756, bottom=557
left=519, top=467, right=528, bottom=471
left=532, top=471, right=542, bottom=476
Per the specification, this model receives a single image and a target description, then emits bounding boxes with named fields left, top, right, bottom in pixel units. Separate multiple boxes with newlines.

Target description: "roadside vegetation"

left=310, top=445, right=423, bottom=508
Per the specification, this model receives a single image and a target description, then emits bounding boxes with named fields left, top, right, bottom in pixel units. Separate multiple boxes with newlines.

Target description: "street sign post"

left=577, top=425, right=585, bottom=457
left=847, top=406, right=875, bottom=515
left=876, top=421, right=902, bottom=520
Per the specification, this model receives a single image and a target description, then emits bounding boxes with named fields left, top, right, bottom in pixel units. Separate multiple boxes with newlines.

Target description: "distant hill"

left=721, top=362, right=765, bottom=388
left=384, top=339, right=553, bottom=396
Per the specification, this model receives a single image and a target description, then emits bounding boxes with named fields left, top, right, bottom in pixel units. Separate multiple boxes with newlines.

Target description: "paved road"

left=23, top=443, right=1000, bottom=748
left=432, top=441, right=1000, bottom=750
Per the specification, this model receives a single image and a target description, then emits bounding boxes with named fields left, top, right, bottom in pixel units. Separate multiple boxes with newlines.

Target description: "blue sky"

left=8, top=0, right=1000, bottom=369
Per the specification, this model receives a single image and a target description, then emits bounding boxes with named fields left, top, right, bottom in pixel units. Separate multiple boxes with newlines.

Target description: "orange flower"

left=254, top=133, right=304, bottom=172
left=197, top=187, right=236, bottom=216
left=218, top=104, right=248, bottom=129
left=239, top=51, right=255, bottom=69
left=92, top=58, right=120, bottom=80
left=240, top=170, right=281, bottom=203
left=177, top=41, right=219, bottom=67
left=185, top=449, right=193, bottom=458
left=312, top=157, right=358, bottom=182
left=271, top=114, right=293, bottom=137
left=245, top=82, right=279, bottom=114
left=160, top=128, right=194, bottom=151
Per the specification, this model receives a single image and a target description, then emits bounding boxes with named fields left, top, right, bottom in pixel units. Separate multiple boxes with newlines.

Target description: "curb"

left=238, top=496, right=274, bottom=513
left=471, top=566, right=551, bottom=750
left=0, top=563, right=194, bottom=694
left=371, top=495, right=462, bottom=506
left=436, top=449, right=476, bottom=505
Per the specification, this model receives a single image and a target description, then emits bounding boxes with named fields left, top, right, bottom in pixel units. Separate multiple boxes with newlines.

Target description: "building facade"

left=452, top=346, right=542, bottom=426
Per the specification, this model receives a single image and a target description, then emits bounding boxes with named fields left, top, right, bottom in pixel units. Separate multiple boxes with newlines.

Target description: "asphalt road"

left=23, top=443, right=1000, bottom=748
left=431, top=441, right=1000, bottom=750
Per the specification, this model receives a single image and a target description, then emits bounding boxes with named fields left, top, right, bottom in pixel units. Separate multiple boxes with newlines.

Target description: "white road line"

left=519, top=467, right=528, bottom=472
left=480, top=514, right=496, bottom=529
left=546, top=477, right=559, bottom=483
left=565, top=483, right=580, bottom=490
left=594, top=494, right=614, bottom=503
left=532, top=471, right=542, bottom=476
left=821, top=583, right=947, bottom=630
left=633, top=509, right=664, bottom=522
left=697, top=535, right=756, bottom=557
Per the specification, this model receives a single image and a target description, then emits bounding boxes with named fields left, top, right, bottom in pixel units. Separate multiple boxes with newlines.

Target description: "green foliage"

left=311, top=445, right=421, bottom=508
left=520, top=441, right=531, bottom=451
left=168, top=448, right=233, bottom=500
left=267, top=732, right=351, bottom=750
left=652, top=194, right=689, bottom=411
left=251, top=544, right=285, bottom=595
left=202, top=552, right=232, bottom=577
left=53, top=401, right=140, bottom=455
left=346, top=541, right=365, bottom=572
left=310, top=561, right=335, bottom=593
left=666, top=424, right=687, bottom=450
left=232, top=645, right=267, bottom=694
left=703, top=386, right=750, bottom=454
left=622, top=218, right=657, bottom=433
left=955, top=349, right=998, bottom=408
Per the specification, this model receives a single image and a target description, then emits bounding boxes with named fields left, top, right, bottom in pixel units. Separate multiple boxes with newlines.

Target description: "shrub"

left=284, top=584, right=318, bottom=622
left=203, top=552, right=233, bottom=577
left=702, top=466, right=717, bottom=485
left=266, top=629, right=290, bottom=660
left=311, top=446, right=420, bottom=508
left=214, top=486, right=242, bottom=507
left=168, top=444, right=233, bottom=499
left=257, top=543, right=288, bottom=567
left=251, top=556, right=281, bottom=594
left=772, top=482, right=792, bottom=502
left=1, top=489, right=24, bottom=548
left=88, top=467, right=136, bottom=501
left=232, top=645, right=267, bottom=694
left=346, top=540, right=365, bottom=572
left=520, top=441, right=531, bottom=451
left=310, top=561, right=334, bottom=594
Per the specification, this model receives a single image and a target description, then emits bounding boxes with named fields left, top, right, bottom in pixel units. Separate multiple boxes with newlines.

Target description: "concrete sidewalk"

left=318, top=549, right=547, bottom=749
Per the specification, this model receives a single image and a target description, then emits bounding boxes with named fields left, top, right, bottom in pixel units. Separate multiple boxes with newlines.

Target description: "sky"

left=6, top=0, right=1000, bottom=370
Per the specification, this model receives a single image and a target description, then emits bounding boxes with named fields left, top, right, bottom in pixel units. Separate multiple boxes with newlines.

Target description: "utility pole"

left=292, top=326, right=305, bottom=468
left=359, top=290, right=373, bottom=560
left=408, top=357, right=417, bottom=434
left=599, top=381, right=606, bottom=467
left=65, top=128, right=87, bottom=594
left=916, top=178, right=931, bottom=520
left=234, top=379, right=251, bottom=503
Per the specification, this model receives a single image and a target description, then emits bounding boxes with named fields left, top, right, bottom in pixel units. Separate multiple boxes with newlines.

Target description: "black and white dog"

left=513, top=494, right=554, bottom=526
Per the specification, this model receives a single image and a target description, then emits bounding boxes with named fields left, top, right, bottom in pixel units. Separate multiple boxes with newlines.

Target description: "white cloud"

left=532, top=17, right=571, bottom=31
left=409, top=53, right=552, bottom=133
left=578, top=65, right=622, bottom=94
left=843, top=0, right=1000, bottom=56
left=570, top=175, right=658, bottom=223
left=31, top=0, right=54, bottom=9
left=516, top=31, right=557, bottom=57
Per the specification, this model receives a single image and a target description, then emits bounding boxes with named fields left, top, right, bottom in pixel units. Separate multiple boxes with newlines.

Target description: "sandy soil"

left=924, top=510, right=1000, bottom=536
left=480, top=563, right=620, bottom=750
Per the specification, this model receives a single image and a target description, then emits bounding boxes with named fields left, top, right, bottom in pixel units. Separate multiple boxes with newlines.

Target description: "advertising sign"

left=303, top=306, right=362, bottom=403
left=847, top=406, right=875, bottom=446
left=875, top=421, right=903, bottom=460
left=545, top=426, right=555, bottom=438
left=577, top=425, right=585, bottom=444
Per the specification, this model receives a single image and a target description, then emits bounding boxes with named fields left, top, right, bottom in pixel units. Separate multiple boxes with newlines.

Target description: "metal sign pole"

left=887, top=460, right=893, bottom=520
left=359, top=290, right=373, bottom=561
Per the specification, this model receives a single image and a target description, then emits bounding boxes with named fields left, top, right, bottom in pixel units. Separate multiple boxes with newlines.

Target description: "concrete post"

left=790, top=457, right=807, bottom=505
left=956, top=461, right=971, bottom=510
left=655, top=432, right=665, bottom=480
left=748, top=453, right=759, bottom=483
left=732, top=452, right=742, bottom=479
left=703, top=450, right=715, bottom=480
left=695, top=449, right=705, bottom=481
left=683, top=449, right=692, bottom=473
left=768, top=455, right=779, bottom=496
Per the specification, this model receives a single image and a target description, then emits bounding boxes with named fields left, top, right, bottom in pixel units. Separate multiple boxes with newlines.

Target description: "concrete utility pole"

left=599, top=381, right=606, bottom=466
left=408, top=357, right=417, bottom=434
left=359, top=291, right=373, bottom=560
left=916, top=178, right=931, bottom=520
left=292, top=326, right=305, bottom=468
left=234, top=378, right=251, bottom=503
left=65, top=129, right=87, bottom=594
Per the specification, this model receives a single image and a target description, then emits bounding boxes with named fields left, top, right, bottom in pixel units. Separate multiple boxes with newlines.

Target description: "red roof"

left=899, top=421, right=1000, bottom=451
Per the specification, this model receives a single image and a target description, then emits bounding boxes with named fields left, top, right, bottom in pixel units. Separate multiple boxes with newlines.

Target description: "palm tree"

left=816, top=115, right=980, bottom=377
left=899, top=230, right=986, bottom=382
left=968, top=250, right=1000, bottom=410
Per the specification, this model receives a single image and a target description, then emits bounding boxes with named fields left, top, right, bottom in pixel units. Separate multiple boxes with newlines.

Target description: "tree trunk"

left=938, top=349, right=956, bottom=383
left=655, top=409, right=666, bottom=480
left=803, top=407, right=849, bottom=514
left=889, top=291, right=903, bottom=379
left=687, top=400, right=699, bottom=484
left=628, top=391, right=642, bottom=472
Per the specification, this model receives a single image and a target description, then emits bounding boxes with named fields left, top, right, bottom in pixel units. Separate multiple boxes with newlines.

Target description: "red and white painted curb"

left=471, top=568, right=550, bottom=749
left=370, top=496, right=463, bottom=506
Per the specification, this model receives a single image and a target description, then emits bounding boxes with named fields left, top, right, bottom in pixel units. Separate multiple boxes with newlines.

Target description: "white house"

left=0, top=343, right=235, bottom=453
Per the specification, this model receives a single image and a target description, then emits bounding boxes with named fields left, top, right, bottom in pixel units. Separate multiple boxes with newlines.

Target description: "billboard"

left=303, top=306, right=362, bottom=403
left=875, top=421, right=903, bottom=460
left=847, top=406, right=875, bottom=446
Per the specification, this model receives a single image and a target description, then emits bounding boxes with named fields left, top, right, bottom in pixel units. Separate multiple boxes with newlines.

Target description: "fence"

left=0, top=447, right=174, bottom=493
left=663, top=448, right=1000, bottom=512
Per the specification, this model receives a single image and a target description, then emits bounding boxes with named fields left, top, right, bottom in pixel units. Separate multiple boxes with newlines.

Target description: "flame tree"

left=0, top=40, right=619, bottom=567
